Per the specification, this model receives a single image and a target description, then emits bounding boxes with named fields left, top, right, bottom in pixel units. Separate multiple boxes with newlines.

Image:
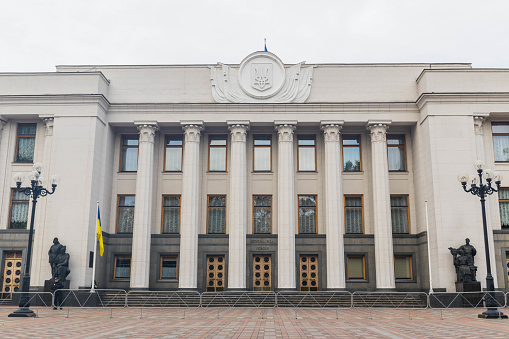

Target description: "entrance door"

left=300, top=254, right=318, bottom=291
left=2, top=251, right=22, bottom=299
left=253, top=254, right=271, bottom=291
left=206, top=255, right=225, bottom=292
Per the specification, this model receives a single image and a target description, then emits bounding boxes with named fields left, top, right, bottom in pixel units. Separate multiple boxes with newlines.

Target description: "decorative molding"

left=321, top=124, right=343, bottom=143
left=367, top=123, right=390, bottom=143
left=137, top=124, right=158, bottom=143
left=182, top=124, right=204, bottom=143
left=43, top=117, right=54, bottom=136
left=473, top=116, right=486, bottom=136
left=228, top=124, right=249, bottom=143
left=275, top=124, right=296, bottom=142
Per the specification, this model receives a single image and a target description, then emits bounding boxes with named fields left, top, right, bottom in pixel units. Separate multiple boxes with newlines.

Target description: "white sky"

left=0, top=0, right=508, bottom=72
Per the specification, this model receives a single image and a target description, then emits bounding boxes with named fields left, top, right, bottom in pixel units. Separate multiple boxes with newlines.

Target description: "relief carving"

left=473, top=116, right=485, bottom=136
left=43, top=117, right=54, bottom=137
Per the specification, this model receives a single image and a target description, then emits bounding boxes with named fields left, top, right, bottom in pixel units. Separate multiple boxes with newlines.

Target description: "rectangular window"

left=208, top=195, right=226, bottom=234
left=209, top=135, right=227, bottom=171
left=492, top=123, right=509, bottom=162
left=342, top=135, right=361, bottom=172
left=253, top=135, right=271, bottom=171
left=394, top=255, right=413, bottom=280
left=298, top=135, right=316, bottom=171
left=120, top=135, right=139, bottom=172
left=164, top=135, right=183, bottom=172
left=160, top=256, right=178, bottom=279
left=117, top=195, right=135, bottom=233
left=345, top=195, right=364, bottom=234
left=162, top=195, right=180, bottom=234
left=15, top=123, right=36, bottom=163
left=347, top=255, right=366, bottom=280
left=253, top=195, right=272, bottom=234
left=391, top=195, right=409, bottom=234
left=298, top=195, right=317, bottom=234
left=499, top=189, right=509, bottom=228
left=387, top=135, right=406, bottom=171
left=9, top=189, right=29, bottom=229
left=114, top=255, right=131, bottom=279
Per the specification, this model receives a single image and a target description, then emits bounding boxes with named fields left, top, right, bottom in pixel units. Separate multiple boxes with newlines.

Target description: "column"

left=473, top=115, right=498, bottom=287
left=0, top=117, right=6, bottom=139
left=179, top=122, right=204, bottom=289
left=321, top=122, right=346, bottom=289
left=130, top=122, right=158, bottom=289
left=275, top=122, right=297, bottom=289
left=227, top=122, right=249, bottom=289
left=367, top=121, right=395, bottom=289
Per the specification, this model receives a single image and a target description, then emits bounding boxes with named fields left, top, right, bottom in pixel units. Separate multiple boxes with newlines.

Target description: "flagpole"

left=425, top=200, right=433, bottom=294
left=90, top=201, right=99, bottom=293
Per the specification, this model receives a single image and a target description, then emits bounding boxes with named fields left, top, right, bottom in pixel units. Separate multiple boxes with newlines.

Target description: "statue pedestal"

left=455, top=282, right=482, bottom=308
left=43, top=279, right=70, bottom=292
left=455, top=281, right=481, bottom=292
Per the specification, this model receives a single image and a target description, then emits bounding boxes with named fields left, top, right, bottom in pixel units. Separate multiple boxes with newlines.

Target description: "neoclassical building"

left=1, top=51, right=509, bottom=294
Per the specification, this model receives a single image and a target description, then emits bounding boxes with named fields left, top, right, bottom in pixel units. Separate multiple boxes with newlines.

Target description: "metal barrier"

left=0, top=292, right=53, bottom=308
left=54, top=289, right=128, bottom=308
left=201, top=292, right=276, bottom=308
left=276, top=291, right=352, bottom=308
left=126, top=291, right=200, bottom=308
left=352, top=292, right=428, bottom=309
left=429, top=291, right=506, bottom=309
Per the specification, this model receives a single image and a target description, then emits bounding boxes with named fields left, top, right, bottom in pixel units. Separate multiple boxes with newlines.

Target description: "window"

left=117, top=195, right=135, bottom=233
left=164, top=135, right=183, bottom=171
left=394, top=255, right=413, bottom=280
left=160, top=256, right=178, bottom=279
left=499, top=189, right=509, bottom=228
left=114, top=255, right=131, bottom=279
left=162, top=195, right=180, bottom=234
left=298, top=195, right=317, bottom=234
left=492, top=124, right=509, bottom=162
left=9, top=189, right=29, bottom=229
left=207, top=195, right=226, bottom=234
left=298, top=135, right=316, bottom=171
left=345, top=195, right=364, bottom=234
left=253, top=195, right=272, bottom=234
left=253, top=135, right=271, bottom=171
left=342, top=135, right=361, bottom=172
left=15, top=123, right=36, bottom=163
left=120, top=135, right=139, bottom=172
left=387, top=135, right=406, bottom=171
left=391, top=195, right=409, bottom=234
left=209, top=135, right=227, bottom=171
left=347, top=255, right=366, bottom=280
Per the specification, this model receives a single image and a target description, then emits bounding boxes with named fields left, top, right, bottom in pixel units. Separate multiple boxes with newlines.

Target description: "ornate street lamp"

left=8, top=163, right=59, bottom=317
left=458, top=160, right=507, bottom=319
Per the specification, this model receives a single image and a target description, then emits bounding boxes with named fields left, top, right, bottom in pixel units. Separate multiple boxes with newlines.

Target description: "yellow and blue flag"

left=97, top=206, right=104, bottom=256
left=264, top=38, right=268, bottom=52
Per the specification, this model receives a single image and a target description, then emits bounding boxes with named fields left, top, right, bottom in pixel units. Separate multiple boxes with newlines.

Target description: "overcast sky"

left=0, top=0, right=507, bottom=72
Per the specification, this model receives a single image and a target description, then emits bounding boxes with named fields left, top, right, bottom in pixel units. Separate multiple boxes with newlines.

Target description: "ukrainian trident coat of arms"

left=251, top=63, right=272, bottom=91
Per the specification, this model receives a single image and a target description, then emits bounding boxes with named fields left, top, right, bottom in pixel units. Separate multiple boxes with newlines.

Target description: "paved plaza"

left=0, top=307, right=509, bottom=338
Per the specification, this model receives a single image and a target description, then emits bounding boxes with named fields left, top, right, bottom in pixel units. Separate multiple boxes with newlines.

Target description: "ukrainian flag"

left=97, top=206, right=104, bottom=256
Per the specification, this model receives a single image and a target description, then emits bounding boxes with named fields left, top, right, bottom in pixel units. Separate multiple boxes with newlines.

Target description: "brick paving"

left=0, top=307, right=509, bottom=338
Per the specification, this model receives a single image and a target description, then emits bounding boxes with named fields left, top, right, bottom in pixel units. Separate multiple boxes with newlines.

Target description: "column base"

left=226, top=288, right=248, bottom=292
left=375, top=288, right=397, bottom=292
left=478, top=308, right=508, bottom=319
left=8, top=308, right=36, bottom=317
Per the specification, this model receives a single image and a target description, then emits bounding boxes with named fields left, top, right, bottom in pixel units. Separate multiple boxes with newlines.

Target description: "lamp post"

left=8, top=163, right=59, bottom=317
left=458, top=160, right=507, bottom=319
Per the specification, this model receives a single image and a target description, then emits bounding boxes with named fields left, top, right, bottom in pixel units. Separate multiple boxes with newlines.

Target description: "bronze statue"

left=48, top=237, right=63, bottom=278
left=449, top=238, right=477, bottom=283
left=54, top=246, right=70, bottom=281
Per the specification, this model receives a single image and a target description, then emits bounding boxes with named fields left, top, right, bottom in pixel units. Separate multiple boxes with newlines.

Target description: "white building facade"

left=1, top=51, right=509, bottom=293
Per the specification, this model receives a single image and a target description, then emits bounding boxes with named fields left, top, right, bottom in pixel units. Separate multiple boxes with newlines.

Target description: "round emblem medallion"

left=238, top=51, right=285, bottom=99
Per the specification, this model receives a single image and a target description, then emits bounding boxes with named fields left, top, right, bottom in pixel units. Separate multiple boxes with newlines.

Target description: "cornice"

left=416, top=92, right=509, bottom=110
left=0, top=94, right=111, bottom=113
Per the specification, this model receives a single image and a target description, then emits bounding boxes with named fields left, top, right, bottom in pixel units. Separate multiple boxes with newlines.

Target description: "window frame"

left=346, top=255, right=366, bottom=280
left=164, top=134, right=183, bottom=172
left=113, top=255, right=131, bottom=280
left=161, top=195, right=181, bottom=234
left=394, top=255, right=413, bottom=280
left=207, top=195, right=227, bottom=234
left=297, top=134, right=317, bottom=172
left=492, top=123, right=509, bottom=162
left=119, top=134, right=139, bottom=172
left=499, top=188, right=509, bottom=228
left=390, top=194, right=410, bottom=234
left=298, top=195, right=318, bottom=234
left=342, top=134, right=362, bottom=172
left=15, top=123, right=37, bottom=163
left=116, top=194, right=135, bottom=234
left=344, top=195, right=364, bottom=234
left=159, top=255, right=179, bottom=280
left=387, top=134, right=407, bottom=172
left=253, top=134, right=272, bottom=172
left=208, top=134, right=228, bottom=172
left=9, top=188, right=29, bottom=229
left=252, top=195, right=272, bottom=234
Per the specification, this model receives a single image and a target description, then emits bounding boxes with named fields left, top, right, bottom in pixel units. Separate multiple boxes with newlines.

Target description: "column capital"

left=473, top=116, right=487, bottom=136
left=228, top=123, right=249, bottom=143
left=367, top=121, right=391, bottom=143
left=275, top=123, right=296, bottom=143
left=182, top=124, right=204, bottom=143
left=135, top=121, right=159, bottom=143
left=321, top=121, right=344, bottom=143
left=42, top=117, right=54, bottom=136
left=0, top=117, right=7, bottom=130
